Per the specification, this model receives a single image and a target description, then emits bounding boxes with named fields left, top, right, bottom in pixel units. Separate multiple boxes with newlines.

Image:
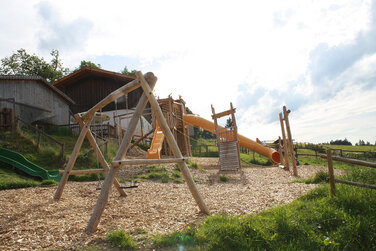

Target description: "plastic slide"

left=147, top=125, right=165, bottom=159
left=183, top=114, right=281, bottom=164
left=0, top=147, right=61, bottom=182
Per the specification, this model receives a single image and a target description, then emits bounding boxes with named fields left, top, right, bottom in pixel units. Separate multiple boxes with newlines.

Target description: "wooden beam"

left=82, top=79, right=141, bottom=121
left=59, top=169, right=105, bottom=175
left=75, top=114, right=126, bottom=196
left=326, top=149, right=335, bottom=197
left=279, top=113, right=290, bottom=169
left=137, top=71, right=209, bottom=214
left=320, top=154, right=376, bottom=168
left=86, top=72, right=157, bottom=233
left=54, top=115, right=94, bottom=201
left=283, top=106, right=297, bottom=176
left=112, top=158, right=188, bottom=167
left=211, top=108, right=236, bottom=119
left=334, top=179, right=376, bottom=190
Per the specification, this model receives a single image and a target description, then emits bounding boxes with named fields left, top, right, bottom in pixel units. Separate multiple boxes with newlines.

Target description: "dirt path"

left=0, top=158, right=343, bottom=250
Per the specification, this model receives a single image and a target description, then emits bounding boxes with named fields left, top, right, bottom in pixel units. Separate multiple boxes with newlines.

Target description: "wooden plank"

left=211, top=108, right=236, bottom=119
left=320, top=154, right=376, bottom=168
left=326, top=149, right=336, bottom=197
left=137, top=71, right=209, bottom=215
left=59, top=169, right=105, bottom=175
left=112, top=158, right=188, bottom=167
left=283, top=106, right=297, bottom=175
left=334, top=179, right=376, bottom=190
left=279, top=113, right=290, bottom=169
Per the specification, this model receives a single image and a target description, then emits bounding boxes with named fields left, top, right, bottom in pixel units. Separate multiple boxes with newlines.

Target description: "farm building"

left=0, top=75, right=74, bottom=125
left=53, top=67, right=142, bottom=114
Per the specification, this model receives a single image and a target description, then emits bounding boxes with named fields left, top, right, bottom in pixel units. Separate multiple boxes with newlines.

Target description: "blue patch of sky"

left=308, top=0, right=376, bottom=93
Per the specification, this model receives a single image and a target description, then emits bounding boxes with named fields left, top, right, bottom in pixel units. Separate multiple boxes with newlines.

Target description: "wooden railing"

left=321, top=149, right=376, bottom=197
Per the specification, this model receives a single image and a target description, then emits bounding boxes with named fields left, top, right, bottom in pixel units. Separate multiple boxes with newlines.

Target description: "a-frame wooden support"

left=81, top=72, right=209, bottom=233
left=53, top=74, right=144, bottom=201
left=279, top=106, right=297, bottom=176
left=211, top=103, right=241, bottom=171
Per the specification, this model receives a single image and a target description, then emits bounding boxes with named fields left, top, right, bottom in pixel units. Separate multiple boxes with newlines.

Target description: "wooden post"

left=279, top=113, right=290, bottom=170
left=283, top=106, right=297, bottom=176
left=37, top=131, right=41, bottom=149
left=326, top=149, right=335, bottom=197
left=137, top=72, right=209, bottom=214
left=86, top=72, right=157, bottom=233
left=75, top=114, right=126, bottom=196
left=54, top=115, right=94, bottom=201
left=278, top=136, right=284, bottom=166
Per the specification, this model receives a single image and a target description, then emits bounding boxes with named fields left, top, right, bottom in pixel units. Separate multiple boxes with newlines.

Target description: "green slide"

left=0, top=147, right=61, bottom=182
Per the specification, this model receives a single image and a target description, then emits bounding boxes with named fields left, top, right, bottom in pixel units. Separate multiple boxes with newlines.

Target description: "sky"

left=0, top=0, right=375, bottom=144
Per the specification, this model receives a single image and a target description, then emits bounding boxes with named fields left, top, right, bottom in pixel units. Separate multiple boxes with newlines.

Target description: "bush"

left=106, top=229, right=137, bottom=250
left=219, top=175, right=228, bottom=182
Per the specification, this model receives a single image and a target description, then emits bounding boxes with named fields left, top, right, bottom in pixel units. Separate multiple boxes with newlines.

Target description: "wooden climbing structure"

left=211, top=103, right=241, bottom=171
left=53, top=72, right=209, bottom=233
left=279, top=106, right=297, bottom=176
left=157, top=96, right=191, bottom=157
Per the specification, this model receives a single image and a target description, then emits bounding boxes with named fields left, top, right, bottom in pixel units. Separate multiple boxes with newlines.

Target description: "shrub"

left=106, top=229, right=137, bottom=250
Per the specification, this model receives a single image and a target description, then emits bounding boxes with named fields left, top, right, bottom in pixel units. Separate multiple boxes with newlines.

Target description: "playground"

left=0, top=158, right=343, bottom=250
left=1, top=71, right=375, bottom=250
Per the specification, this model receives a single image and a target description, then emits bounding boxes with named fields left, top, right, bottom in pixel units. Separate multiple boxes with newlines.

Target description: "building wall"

left=0, top=79, right=70, bottom=125
left=59, top=76, right=143, bottom=114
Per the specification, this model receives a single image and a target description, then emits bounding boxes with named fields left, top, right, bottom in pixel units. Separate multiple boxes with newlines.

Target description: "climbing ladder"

left=211, top=103, right=241, bottom=171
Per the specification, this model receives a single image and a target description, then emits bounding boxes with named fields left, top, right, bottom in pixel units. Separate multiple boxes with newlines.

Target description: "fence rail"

left=322, top=149, right=376, bottom=197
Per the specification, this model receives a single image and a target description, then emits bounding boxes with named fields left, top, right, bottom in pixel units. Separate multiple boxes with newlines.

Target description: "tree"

left=121, top=66, right=137, bottom=76
left=0, top=48, right=69, bottom=82
left=77, top=60, right=101, bottom=70
left=225, top=117, right=233, bottom=128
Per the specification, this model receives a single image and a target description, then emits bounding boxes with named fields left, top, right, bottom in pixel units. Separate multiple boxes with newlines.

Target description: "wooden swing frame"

left=53, top=72, right=209, bottom=233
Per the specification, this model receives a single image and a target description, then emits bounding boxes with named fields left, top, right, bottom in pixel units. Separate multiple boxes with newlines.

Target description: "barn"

left=53, top=67, right=142, bottom=114
left=0, top=75, right=74, bottom=125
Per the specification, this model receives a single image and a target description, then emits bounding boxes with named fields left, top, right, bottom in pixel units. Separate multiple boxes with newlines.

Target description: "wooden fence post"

left=326, top=149, right=336, bottom=197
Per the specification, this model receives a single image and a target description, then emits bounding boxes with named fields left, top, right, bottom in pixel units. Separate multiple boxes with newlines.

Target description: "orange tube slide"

left=183, top=114, right=281, bottom=164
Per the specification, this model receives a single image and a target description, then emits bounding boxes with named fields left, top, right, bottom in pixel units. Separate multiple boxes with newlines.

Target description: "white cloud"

left=0, top=0, right=375, bottom=144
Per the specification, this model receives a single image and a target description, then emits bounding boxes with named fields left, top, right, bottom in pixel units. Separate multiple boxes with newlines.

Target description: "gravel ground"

left=0, top=157, right=344, bottom=250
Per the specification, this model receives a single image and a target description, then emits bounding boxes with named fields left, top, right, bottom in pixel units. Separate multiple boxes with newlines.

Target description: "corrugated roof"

left=0, top=75, right=75, bottom=105
left=53, top=66, right=136, bottom=88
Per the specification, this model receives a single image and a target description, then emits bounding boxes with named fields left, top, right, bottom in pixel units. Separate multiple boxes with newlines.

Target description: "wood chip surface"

left=0, top=158, right=343, bottom=250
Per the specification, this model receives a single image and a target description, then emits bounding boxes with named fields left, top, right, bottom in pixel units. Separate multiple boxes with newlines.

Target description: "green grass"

left=240, top=152, right=273, bottom=166
left=106, top=229, right=137, bottom=250
left=219, top=175, right=228, bottom=182
left=152, top=159, right=376, bottom=250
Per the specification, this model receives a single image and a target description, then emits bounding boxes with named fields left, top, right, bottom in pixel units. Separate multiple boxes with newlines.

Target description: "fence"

left=321, top=149, right=376, bottom=197
left=295, top=146, right=376, bottom=161
left=17, top=117, right=65, bottom=159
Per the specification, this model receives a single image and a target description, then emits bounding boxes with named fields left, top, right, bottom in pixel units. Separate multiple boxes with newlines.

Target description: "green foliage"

left=152, top=228, right=195, bottom=248
left=106, top=229, right=137, bottom=250
left=77, top=60, right=101, bottom=70
left=0, top=48, right=69, bottom=82
left=121, top=66, right=137, bottom=76
left=188, top=160, right=198, bottom=169
left=68, top=173, right=104, bottom=182
left=219, top=175, right=228, bottom=182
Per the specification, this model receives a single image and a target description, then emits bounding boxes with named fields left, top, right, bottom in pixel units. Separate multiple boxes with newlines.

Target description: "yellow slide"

left=183, top=114, right=281, bottom=164
left=147, top=124, right=165, bottom=159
